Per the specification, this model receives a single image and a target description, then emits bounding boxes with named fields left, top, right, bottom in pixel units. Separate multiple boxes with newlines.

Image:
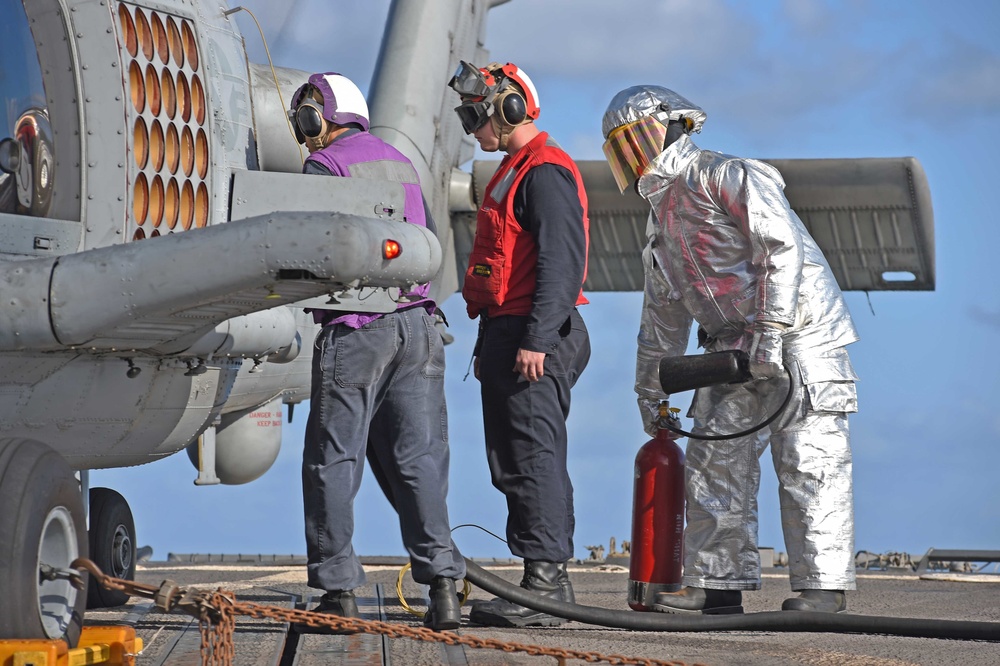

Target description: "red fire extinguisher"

left=628, top=401, right=685, bottom=611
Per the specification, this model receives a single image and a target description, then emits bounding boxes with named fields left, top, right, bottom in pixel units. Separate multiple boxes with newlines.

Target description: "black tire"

left=86, top=487, right=136, bottom=609
left=0, top=439, right=86, bottom=646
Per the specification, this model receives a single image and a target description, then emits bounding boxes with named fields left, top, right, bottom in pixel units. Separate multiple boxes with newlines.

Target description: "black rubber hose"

left=663, top=370, right=793, bottom=440
left=463, top=559, right=1000, bottom=641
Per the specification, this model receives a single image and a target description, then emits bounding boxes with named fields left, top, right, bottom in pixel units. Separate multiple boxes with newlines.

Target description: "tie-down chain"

left=72, top=557, right=698, bottom=666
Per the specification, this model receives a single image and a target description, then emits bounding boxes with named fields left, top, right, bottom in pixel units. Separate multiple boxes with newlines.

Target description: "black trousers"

left=478, top=309, right=590, bottom=562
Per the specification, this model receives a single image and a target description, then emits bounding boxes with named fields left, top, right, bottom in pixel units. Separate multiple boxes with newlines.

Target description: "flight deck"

left=77, top=556, right=999, bottom=666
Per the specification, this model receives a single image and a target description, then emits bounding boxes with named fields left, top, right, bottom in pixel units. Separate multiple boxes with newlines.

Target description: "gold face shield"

left=602, top=115, right=668, bottom=193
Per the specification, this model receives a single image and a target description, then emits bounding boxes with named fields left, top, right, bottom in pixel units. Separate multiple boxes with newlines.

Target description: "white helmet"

left=289, top=72, right=369, bottom=144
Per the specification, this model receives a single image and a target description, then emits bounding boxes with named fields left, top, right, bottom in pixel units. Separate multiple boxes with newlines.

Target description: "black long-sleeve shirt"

left=512, top=163, right=587, bottom=353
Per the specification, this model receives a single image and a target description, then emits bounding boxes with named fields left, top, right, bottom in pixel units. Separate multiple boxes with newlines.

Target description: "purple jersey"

left=305, top=131, right=434, bottom=327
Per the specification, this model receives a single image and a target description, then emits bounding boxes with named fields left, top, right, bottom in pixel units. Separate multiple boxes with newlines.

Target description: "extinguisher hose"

left=462, top=559, right=1000, bottom=641
left=663, top=364, right=795, bottom=441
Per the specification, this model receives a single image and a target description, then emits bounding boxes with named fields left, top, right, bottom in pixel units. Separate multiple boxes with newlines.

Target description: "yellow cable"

left=395, top=561, right=472, bottom=617
left=225, top=6, right=304, bottom=166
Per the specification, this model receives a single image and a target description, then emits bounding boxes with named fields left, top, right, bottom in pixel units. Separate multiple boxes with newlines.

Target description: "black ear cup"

left=498, top=91, right=526, bottom=126
left=295, top=104, right=325, bottom=139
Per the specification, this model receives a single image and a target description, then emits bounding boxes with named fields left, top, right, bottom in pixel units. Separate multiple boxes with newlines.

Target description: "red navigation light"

left=382, top=239, right=402, bottom=260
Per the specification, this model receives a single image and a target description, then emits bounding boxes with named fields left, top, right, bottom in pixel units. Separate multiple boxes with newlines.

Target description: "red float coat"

left=463, top=131, right=589, bottom=319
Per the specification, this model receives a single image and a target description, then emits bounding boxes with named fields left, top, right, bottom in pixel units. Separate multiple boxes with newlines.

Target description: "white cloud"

left=235, top=0, right=392, bottom=89
left=479, top=0, right=901, bottom=143
left=904, top=39, right=1000, bottom=119
left=485, top=0, right=757, bottom=83
left=780, top=0, right=834, bottom=36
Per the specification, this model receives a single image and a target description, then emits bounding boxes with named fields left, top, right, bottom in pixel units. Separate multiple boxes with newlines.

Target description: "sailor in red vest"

left=449, top=61, right=591, bottom=627
left=290, top=72, right=464, bottom=632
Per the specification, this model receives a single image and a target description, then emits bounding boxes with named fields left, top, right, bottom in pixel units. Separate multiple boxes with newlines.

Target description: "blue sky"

left=95, top=0, right=1000, bottom=564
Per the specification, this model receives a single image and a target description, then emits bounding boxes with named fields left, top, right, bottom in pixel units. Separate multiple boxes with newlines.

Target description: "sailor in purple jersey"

left=290, top=72, right=464, bottom=632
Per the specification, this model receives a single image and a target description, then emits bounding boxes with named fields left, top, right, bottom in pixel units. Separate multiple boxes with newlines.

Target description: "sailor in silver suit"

left=602, top=85, right=860, bottom=614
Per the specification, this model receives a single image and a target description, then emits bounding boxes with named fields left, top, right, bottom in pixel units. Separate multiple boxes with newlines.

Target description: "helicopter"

left=0, top=0, right=934, bottom=646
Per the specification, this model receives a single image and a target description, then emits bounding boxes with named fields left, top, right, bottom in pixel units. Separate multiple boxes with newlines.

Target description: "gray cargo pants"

left=302, top=307, right=465, bottom=591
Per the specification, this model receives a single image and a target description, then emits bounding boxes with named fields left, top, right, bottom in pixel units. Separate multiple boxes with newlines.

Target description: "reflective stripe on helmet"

left=497, top=63, right=539, bottom=119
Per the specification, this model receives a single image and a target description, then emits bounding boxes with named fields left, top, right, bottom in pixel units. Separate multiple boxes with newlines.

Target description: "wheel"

left=86, top=487, right=136, bottom=609
left=0, top=439, right=86, bottom=646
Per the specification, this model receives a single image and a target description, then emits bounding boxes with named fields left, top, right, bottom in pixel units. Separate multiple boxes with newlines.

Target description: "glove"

left=638, top=397, right=663, bottom=437
left=748, top=323, right=786, bottom=379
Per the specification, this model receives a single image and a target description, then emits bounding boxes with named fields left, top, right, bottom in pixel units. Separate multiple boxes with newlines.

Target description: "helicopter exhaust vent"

left=117, top=3, right=210, bottom=240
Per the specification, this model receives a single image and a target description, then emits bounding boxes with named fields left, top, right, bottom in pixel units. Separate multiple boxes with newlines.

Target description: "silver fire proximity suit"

left=630, top=126, right=860, bottom=593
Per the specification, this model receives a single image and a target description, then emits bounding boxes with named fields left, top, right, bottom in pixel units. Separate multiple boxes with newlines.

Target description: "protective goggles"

left=288, top=99, right=326, bottom=144
left=602, top=115, right=668, bottom=193
left=454, top=99, right=493, bottom=134
left=448, top=61, right=496, bottom=99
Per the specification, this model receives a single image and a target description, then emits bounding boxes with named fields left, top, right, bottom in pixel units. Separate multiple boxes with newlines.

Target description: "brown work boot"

left=652, top=586, right=744, bottom=615
left=423, top=576, right=462, bottom=631
left=781, top=589, right=846, bottom=613
left=293, top=589, right=360, bottom=634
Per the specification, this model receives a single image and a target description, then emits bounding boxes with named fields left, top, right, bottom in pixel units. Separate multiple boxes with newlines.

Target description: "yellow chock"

left=0, top=639, right=66, bottom=666
left=0, top=626, right=142, bottom=666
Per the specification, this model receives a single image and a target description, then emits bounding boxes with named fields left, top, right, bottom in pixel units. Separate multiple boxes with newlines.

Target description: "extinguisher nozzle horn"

left=658, top=350, right=752, bottom=395
left=655, top=402, right=681, bottom=432
left=657, top=401, right=670, bottom=419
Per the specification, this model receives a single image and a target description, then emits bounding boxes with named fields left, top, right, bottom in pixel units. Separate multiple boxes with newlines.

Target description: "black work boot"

left=293, top=589, right=360, bottom=634
left=652, top=586, right=744, bottom=615
left=557, top=561, right=575, bottom=604
left=423, top=576, right=462, bottom=631
left=469, top=560, right=567, bottom=627
left=782, top=589, right=846, bottom=613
